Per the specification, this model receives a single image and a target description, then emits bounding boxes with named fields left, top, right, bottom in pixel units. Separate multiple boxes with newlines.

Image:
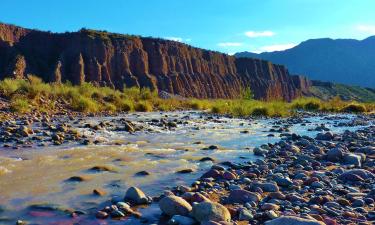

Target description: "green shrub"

left=123, top=86, right=141, bottom=100
left=190, top=101, right=203, bottom=110
left=71, top=96, right=99, bottom=113
left=10, top=97, right=31, bottom=113
left=251, top=107, right=269, bottom=117
left=304, top=101, right=321, bottom=111
left=116, top=99, right=133, bottom=112
left=0, top=78, right=27, bottom=97
left=134, top=101, right=152, bottom=112
left=140, top=87, right=158, bottom=100
left=104, top=103, right=117, bottom=112
left=240, top=87, right=253, bottom=100
left=341, top=104, right=366, bottom=113
left=211, top=106, right=222, bottom=114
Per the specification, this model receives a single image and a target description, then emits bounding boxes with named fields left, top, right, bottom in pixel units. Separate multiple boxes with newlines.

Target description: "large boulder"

left=326, top=147, right=345, bottom=162
left=265, top=216, right=326, bottom=225
left=159, top=195, right=192, bottom=216
left=124, top=187, right=149, bottom=205
left=338, top=169, right=375, bottom=182
left=251, top=182, right=279, bottom=192
left=226, top=189, right=261, bottom=204
left=191, top=202, right=231, bottom=223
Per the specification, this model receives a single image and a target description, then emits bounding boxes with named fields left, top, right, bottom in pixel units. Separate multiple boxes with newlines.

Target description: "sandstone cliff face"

left=0, top=24, right=310, bottom=101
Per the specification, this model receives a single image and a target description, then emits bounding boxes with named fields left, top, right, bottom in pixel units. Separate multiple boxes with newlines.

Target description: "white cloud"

left=165, top=37, right=192, bottom=42
left=245, top=30, right=275, bottom=38
left=218, top=42, right=243, bottom=47
left=165, top=37, right=183, bottom=42
left=253, top=43, right=297, bottom=53
left=356, top=24, right=375, bottom=35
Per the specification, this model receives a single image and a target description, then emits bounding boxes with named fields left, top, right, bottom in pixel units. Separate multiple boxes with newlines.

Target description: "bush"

left=140, top=87, right=158, bottom=100
left=104, top=103, right=117, bottom=112
left=240, top=87, right=253, bottom=100
left=123, top=86, right=141, bottom=100
left=116, top=99, right=133, bottom=112
left=71, top=96, right=99, bottom=113
left=251, top=107, right=269, bottom=117
left=341, top=104, right=366, bottom=113
left=134, top=101, right=152, bottom=112
left=304, top=101, right=321, bottom=111
left=0, top=78, right=27, bottom=97
left=10, top=97, right=31, bottom=113
left=189, top=101, right=203, bottom=110
left=291, top=98, right=321, bottom=111
left=211, top=106, right=223, bottom=114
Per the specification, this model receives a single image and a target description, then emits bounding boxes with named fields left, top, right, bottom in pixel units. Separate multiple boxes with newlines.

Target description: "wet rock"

left=18, top=125, right=33, bottom=137
left=111, top=209, right=125, bottom=218
left=251, top=182, right=279, bottom=192
left=65, top=176, right=90, bottom=182
left=266, top=210, right=279, bottom=219
left=339, top=169, right=375, bottom=182
left=202, top=145, right=219, bottom=150
left=285, top=144, right=300, bottom=153
left=316, top=131, right=334, bottom=141
left=159, top=195, right=192, bottom=216
left=274, top=176, right=293, bottom=187
left=191, top=202, right=231, bottom=223
left=343, top=153, right=361, bottom=166
left=227, top=189, right=261, bottom=204
left=177, top=169, right=195, bottom=174
left=168, top=215, right=196, bottom=225
left=93, top=189, right=106, bottom=196
left=352, top=199, right=365, bottom=207
left=124, top=187, right=149, bottom=205
left=123, top=121, right=135, bottom=133
left=28, top=203, right=67, bottom=212
left=89, top=166, right=116, bottom=173
left=311, top=181, right=325, bottom=189
left=199, top=157, right=215, bottom=162
left=238, top=208, right=254, bottom=221
left=222, top=171, right=237, bottom=180
left=253, top=147, right=268, bottom=156
left=261, top=203, right=280, bottom=211
left=265, top=216, right=326, bottom=225
left=135, top=171, right=150, bottom=176
left=201, top=169, right=221, bottom=179
left=326, top=147, right=345, bottom=162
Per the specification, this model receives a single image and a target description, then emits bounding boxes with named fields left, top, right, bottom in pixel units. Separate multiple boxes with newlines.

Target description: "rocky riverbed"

left=0, top=111, right=374, bottom=224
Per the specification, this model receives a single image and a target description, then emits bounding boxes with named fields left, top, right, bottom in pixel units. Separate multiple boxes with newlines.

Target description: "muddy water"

left=0, top=112, right=366, bottom=224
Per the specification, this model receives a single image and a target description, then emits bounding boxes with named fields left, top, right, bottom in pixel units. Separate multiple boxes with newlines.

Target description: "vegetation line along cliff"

left=0, top=23, right=310, bottom=101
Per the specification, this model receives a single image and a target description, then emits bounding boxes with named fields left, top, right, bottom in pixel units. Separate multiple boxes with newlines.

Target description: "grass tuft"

left=0, top=76, right=374, bottom=116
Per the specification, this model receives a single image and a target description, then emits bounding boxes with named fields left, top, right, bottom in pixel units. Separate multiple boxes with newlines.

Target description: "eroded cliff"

left=0, top=23, right=310, bottom=101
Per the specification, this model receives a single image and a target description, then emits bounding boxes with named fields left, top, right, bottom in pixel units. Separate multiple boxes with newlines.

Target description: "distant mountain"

left=235, top=37, right=375, bottom=88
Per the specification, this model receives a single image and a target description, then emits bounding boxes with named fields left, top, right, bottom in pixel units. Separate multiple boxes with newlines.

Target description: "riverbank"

left=1, top=76, right=374, bottom=119
left=0, top=111, right=374, bottom=224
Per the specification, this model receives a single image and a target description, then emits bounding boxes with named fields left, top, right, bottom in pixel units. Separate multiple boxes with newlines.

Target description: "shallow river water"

left=0, top=111, right=368, bottom=224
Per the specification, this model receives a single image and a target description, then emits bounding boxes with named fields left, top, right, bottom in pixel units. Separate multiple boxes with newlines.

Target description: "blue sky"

left=2, top=0, right=375, bottom=54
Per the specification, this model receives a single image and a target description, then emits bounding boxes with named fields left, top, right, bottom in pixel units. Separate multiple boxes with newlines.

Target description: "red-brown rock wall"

left=0, top=23, right=310, bottom=101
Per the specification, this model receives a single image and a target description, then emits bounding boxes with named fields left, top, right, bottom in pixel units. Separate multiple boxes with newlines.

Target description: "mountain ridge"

left=235, top=36, right=375, bottom=88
